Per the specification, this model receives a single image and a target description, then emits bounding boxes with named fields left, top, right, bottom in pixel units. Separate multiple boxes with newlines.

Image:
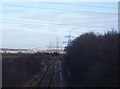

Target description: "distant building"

left=0, top=49, right=28, bottom=54
left=0, top=48, right=65, bottom=54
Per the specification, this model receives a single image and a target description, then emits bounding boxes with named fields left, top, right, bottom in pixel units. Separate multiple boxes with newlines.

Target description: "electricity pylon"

left=65, top=30, right=74, bottom=46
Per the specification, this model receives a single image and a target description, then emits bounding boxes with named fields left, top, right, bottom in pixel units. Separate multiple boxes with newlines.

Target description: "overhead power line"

left=1, top=19, right=110, bottom=31
left=3, top=4, right=117, bottom=15
left=40, top=2, right=117, bottom=9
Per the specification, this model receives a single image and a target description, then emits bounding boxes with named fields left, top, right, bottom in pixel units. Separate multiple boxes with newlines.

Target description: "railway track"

left=33, top=60, right=53, bottom=87
left=34, top=59, right=67, bottom=88
left=38, top=60, right=55, bottom=87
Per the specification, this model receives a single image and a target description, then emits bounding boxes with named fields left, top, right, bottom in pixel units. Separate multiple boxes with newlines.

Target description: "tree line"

left=65, top=31, right=119, bottom=87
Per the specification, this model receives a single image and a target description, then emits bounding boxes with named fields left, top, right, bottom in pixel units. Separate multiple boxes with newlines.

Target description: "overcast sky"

left=1, top=2, right=118, bottom=49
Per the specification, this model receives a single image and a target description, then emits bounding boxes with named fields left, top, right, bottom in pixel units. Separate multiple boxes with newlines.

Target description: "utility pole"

left=49, top=41, right=52, bottom=53
left=49, top=41, right=56, bottom=53
left=56, top=37, right=59, bottom=53
left=65, top=31, right=74, bottom=46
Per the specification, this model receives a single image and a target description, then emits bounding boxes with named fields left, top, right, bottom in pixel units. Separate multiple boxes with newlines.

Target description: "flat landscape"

left=1, top=2, right=119, bottom=88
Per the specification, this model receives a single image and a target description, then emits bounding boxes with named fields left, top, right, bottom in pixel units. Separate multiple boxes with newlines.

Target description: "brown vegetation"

left=2, top=53, right=50, bottom=87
